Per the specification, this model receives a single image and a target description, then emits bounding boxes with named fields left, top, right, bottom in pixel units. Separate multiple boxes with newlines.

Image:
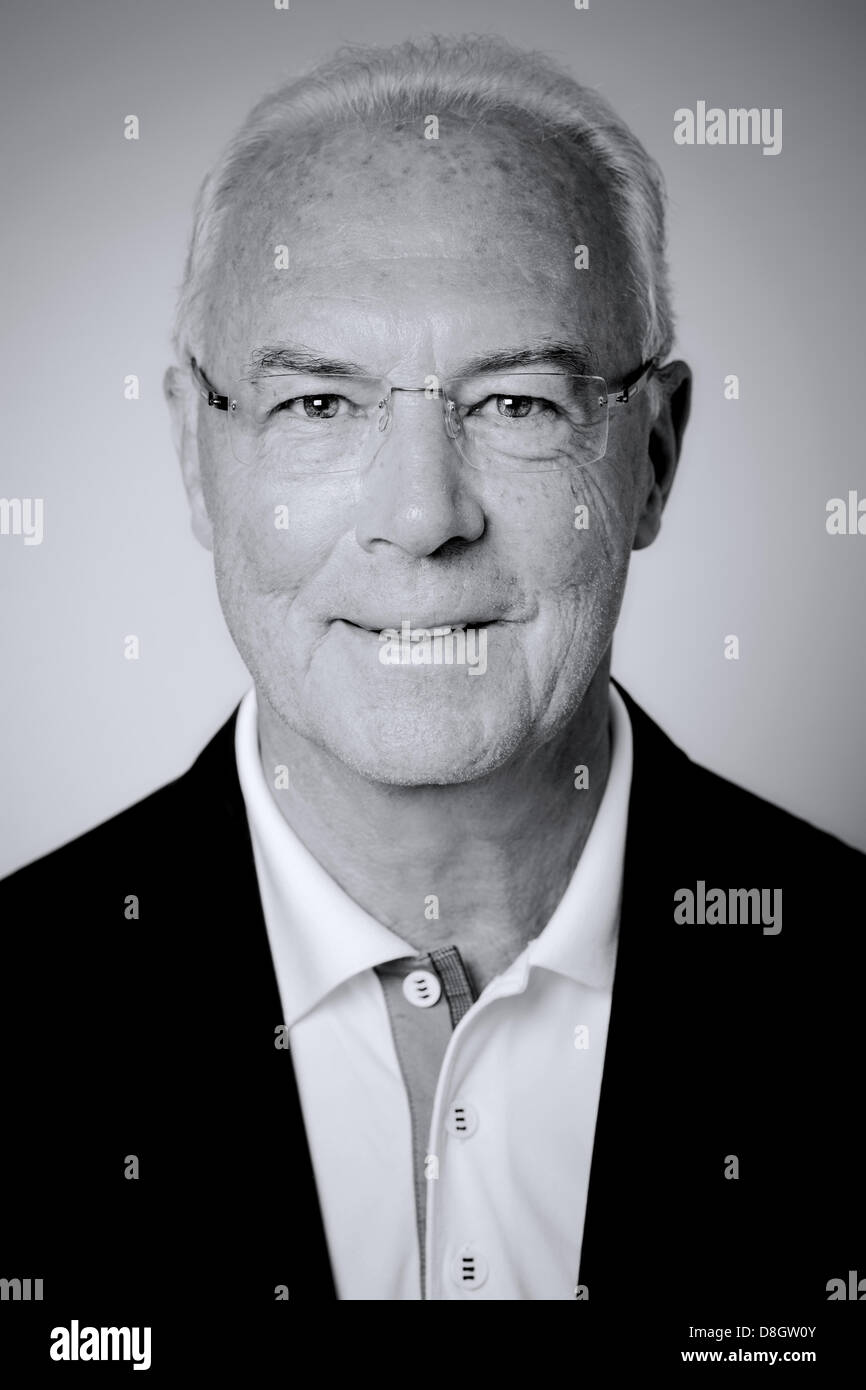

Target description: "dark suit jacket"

left=1, top=686, right=862, bottom=1362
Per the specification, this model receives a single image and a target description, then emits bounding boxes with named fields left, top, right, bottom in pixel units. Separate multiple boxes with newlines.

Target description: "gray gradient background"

left=1, top=0, right=864, bottom=876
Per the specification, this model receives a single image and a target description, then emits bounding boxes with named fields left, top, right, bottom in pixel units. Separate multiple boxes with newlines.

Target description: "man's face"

left=186, top=118, right=663, bottom=784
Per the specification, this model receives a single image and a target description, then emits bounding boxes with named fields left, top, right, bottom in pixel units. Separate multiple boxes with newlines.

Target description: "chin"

left=312, top=703, right=530, bottom=787
left=325, top=747, right=499, bottom=788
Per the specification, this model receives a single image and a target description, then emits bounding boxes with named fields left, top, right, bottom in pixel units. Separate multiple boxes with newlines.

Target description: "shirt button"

left=450, top=1244, right=488, bottom=1291
left=402, top=969, right=441, bottom=1008
left=445, top=1101, right=478, bottom=1139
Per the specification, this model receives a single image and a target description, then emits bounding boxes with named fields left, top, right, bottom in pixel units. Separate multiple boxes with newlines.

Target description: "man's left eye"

left=495, top=394, right=535, bottom=419
left=471, top=394, right=547, bottom=420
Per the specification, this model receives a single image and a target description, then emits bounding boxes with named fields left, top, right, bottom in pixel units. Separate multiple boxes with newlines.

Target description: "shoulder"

left=0, top=710, right=242, bottom=906
left=0, top=709, right=250, bottom=1048
left=617, top=680, right=863, bottom=872
left=686, top=753, right=862, bottom=871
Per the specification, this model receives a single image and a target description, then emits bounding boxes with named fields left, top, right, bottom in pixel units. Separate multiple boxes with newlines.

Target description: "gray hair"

left=171, top=34, right=674, bottom=372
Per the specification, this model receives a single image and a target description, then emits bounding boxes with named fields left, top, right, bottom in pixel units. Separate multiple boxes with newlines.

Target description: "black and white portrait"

left=1, top=0, right=863, bottom=1368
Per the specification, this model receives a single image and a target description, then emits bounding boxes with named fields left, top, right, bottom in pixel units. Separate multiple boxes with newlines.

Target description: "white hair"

left=171, top=34, right=675, bottom=373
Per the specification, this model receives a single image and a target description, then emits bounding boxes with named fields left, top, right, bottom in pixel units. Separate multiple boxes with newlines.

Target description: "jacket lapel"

left=181, top=711, right=338, bottom=1300
left=578, top=686, right=696, bottom=1300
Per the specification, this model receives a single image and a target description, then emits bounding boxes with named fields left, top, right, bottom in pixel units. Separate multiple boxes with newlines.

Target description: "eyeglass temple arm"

left=610, top=359, right=658, bottom=406
left=190, top=357, right=229, bottom=411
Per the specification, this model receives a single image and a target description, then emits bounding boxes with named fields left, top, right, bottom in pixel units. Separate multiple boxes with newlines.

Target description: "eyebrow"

left=244, top=345, right=368, bottom=381
left=244, top=339, right=597, bottom=382
left=455, top=343, right=597, bottom=378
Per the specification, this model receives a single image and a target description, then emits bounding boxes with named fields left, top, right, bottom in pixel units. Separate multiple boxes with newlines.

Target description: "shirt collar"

left=235, top=688, right=416, bottom=1027
left=235, top=680, right=633, bottom=1021
left=522, top=680, right=633, bottom=992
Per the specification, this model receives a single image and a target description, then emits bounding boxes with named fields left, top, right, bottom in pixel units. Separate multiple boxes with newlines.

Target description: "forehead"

left=206, top=116, right=640, bottom=378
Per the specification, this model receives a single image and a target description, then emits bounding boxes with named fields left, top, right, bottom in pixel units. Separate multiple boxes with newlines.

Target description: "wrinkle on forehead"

left=205, top=115, right=641, bottom=374
left=222, top=112, right=620, bottom=267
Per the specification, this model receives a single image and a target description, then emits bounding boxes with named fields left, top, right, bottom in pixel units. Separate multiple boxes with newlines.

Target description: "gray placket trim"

left=374, top=944, right=477, bottom=1297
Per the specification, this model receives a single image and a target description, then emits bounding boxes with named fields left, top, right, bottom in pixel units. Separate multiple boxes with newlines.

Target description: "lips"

left=406, top=623, right=466, bottom=640
left=338, top=617, right=494, bottom=634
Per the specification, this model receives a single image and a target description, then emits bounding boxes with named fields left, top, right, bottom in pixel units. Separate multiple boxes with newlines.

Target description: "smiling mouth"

left=405, top=622, right=467, bottom=640
left=340, top=619, right=493, bottom=639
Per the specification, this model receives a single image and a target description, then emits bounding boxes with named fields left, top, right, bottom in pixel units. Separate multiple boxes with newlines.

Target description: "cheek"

left=498, top=465, right=633, bottom=600
left=568, top=453, right=642, bottom=577
left=206, top=452, right=351, bottom=598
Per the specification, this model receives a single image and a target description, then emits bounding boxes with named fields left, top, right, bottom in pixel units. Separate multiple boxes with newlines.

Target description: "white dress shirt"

left=235, top=684, right=633, bottom=1300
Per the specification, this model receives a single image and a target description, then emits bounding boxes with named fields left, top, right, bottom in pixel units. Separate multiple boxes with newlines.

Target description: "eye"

left=276, top=393, right=345, bottom=420
left=494, top=394, right=536, bottom=419
left=463, top=391, right=556, bottom=422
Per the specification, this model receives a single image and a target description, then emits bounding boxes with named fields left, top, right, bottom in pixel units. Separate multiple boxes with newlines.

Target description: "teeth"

left=373, top=622, right=471, bottom=639
left=409, top=623, right=467, bottom=640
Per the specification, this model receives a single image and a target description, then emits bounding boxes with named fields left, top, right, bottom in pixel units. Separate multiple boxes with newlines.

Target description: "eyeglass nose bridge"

left=375, top=384, right=463, bottom=441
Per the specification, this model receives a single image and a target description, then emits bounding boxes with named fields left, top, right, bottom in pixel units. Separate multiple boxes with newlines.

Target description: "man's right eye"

left=277, top=394, right=343, bottom=420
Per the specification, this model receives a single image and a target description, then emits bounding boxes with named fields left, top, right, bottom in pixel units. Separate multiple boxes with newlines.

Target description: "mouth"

left=338, top=619, right=494, bottom=639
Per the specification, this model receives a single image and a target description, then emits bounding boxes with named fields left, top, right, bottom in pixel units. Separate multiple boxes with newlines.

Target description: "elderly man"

left=1, top=35, right=862, bottom=1337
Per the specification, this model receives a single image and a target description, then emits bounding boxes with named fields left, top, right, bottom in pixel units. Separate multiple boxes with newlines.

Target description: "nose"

left=352, top=390, right=485, bottom=557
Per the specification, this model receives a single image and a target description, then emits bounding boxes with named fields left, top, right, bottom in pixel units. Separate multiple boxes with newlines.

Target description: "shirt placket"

left=374, top=945, right=480, bottom=1297
left=424, top=957, right=530, bottom=1300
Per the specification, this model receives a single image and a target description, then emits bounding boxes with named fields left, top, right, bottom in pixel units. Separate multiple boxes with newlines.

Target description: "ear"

left=163, top=364, right=213, bottom=552
left=633, top=359, right=692, bottom=550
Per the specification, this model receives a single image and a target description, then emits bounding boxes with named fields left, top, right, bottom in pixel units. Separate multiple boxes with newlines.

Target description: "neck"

left=256, top=659, right=614, bottom=993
